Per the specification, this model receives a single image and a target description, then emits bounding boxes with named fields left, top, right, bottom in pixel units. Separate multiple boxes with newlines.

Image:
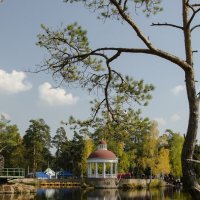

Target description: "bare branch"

left=187, top=159, right=200, bottom=164
left=185, top=1, right=200, bottom=28
left=191, top=24, right=200, bottom=32
left=123, top=0, right=128, bottom=11
left=190, top=4, right=200, bottom=7
left=110, top=0, right=155, bottom=49
left=151, top=22, right=183, bottom=30
left=187, top=8, right=200, bottom=27
left=91, top=98, right=106, bottom=121
left=107, top=51, right=121, bottom=63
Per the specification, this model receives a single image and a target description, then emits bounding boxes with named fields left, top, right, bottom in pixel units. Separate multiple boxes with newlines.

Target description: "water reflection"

left=0, top=187, right=191, bottom=200
left=119, top=188, right=192, bottom=200
left=36, top=187, right=192, bottom=200
left=37, top=188, right=82, bottom=200
left=87, top=189, right=119, bottom=200
left=87, top=188, right=192, bottom=200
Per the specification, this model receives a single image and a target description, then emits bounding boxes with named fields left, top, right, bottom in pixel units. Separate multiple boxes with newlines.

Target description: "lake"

left=0, top=187, right=192, bottom=200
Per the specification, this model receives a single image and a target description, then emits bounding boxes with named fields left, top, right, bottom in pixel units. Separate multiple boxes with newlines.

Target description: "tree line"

left=1, top=112, right=200, bottom=181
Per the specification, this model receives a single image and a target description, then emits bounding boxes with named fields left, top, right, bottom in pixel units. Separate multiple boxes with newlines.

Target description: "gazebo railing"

left=88, top=174, right=117, bottom=178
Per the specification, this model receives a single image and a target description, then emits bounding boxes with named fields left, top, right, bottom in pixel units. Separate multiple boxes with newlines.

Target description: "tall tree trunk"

left=181, top=69, right=200, bottom=199
left=181, top=1, right=200, bottom=198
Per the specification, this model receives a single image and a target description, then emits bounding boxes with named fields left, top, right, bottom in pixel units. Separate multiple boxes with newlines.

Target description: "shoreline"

left=0, top=178, right=173, bottom=194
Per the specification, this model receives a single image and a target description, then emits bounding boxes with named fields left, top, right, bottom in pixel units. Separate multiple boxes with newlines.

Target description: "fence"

left=0, top=168, right=25, bottom=179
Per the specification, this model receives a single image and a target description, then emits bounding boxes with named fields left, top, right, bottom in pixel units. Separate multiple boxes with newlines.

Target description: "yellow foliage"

left=155, top=148, right=170, bottom=175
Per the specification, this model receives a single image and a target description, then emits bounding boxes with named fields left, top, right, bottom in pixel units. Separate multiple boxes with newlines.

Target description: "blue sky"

left=0, top=0, right=199, bottom=141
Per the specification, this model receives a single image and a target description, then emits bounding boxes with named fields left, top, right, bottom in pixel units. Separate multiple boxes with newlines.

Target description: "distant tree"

left=52, top=127, right=68, bottom=157
left=167, top=131, right=184, bottom=178
left=55, top=140, right=72, bottom=171
left=69, top=132, right=85, bottom=176
left=155, top=147, right=171, bottom=177
left=81, top=138, right=94, bottom=177
left=138, top=121, right=159, bottom=177
left=0, top=116, right=24, bottom=168
left=23, top=119, right=51, bottom=174
left=52, top=127, right=68, bottom=171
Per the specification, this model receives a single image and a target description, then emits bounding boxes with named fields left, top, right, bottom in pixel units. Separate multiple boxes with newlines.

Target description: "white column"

left=103, top=162, right=106, bottom=178
left=115, top=163, right=118, bottom=177
left=110, top=163, right=113, bottom=177
left=95, top=162, right=98, bottom=178
left=88, top=163, right=90, bottom=177
left=90, top=162, right=93, bottom=177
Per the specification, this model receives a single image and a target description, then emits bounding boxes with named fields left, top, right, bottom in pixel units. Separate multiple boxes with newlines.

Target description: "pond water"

left=0, top=187, right=192, bottom=200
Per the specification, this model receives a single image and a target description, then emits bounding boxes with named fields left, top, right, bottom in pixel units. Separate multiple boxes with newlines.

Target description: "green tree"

left=0, top=116, right=24, bottom=168
left=55, top=140, right=72, bottom=171
left=23, top=119, right=52, bottom=175
left=67, top=101, right=151, bottom=173
left=67, top=132, right=94, bottom=176
left=37, top=0, right=200, bottom=196
left=139, top=121, right=159, bottom=177
left=81, top=138, right=94, bottom=177
left=168, top=131, right=184, bottom=179
left=52, top=127, right=68, bottom=171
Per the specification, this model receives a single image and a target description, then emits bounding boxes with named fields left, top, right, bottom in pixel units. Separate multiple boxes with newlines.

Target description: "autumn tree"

left=139, top=121, right=159, bottom=178
left=167, top=131, right=184, bottom=178
left=37, top=0, right=200, bottom=197
left=81, top=138, right=94, bottom=177
left=155, top=147, right=170, bottom=177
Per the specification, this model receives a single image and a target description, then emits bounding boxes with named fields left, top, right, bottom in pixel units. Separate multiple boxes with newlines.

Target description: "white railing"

left=88, top=174, right=117, bottom=178
left=0, top=168, right=25, bottom=178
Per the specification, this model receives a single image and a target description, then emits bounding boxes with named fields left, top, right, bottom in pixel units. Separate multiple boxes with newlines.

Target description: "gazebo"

left=87, top=140, right=118, bottom=178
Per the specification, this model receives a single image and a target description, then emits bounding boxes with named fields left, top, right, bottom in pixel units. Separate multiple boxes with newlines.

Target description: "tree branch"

left=91, top=98, right=106, bottom=121
left=187, top=159, right=200, bottom=164
left=190, top=4, right=200, bottom=7
left=151, top=22, right=183, bottom=30
left=191, top=24, right=200, bottom=32
left=108, top=0, right=191, bottom=72
left=107, top=51, right=121, bottom=63
left=90, top=47, right=191, bottom=71
left=110, top=0, right=155, bottom=50
left=187, top=8, right=200, bottom=28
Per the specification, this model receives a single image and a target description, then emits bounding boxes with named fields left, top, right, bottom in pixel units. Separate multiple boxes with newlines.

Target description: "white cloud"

left=170, top=113, right=181, bottom=122
left=38, top=82, right=79, bottom=106
left=0, top=112, right=10, bottom=120
left=154, top=117, right=167, bottom=126
left=0, top=69, right=32, bottom=94
left=171, top=85, right=185, bottom=95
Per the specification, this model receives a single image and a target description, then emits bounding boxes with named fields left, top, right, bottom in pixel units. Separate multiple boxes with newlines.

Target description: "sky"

left=0, top=0, right=200, bottom=141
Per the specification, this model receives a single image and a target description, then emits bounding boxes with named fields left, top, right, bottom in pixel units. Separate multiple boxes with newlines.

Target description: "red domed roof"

left=88, top=149, right=117, bottom=159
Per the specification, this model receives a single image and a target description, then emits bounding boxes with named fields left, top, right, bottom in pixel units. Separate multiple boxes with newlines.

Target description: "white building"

left=87, top=140, right=118, bottom=178
left=44, top=168, right=55, bottom=179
